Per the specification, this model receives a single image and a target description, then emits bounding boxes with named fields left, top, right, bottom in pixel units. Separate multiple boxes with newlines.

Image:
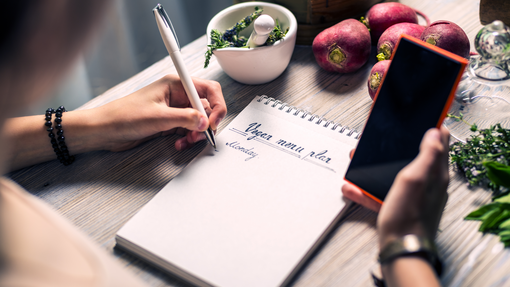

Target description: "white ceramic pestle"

left=247, top=14, right=275, bottom=48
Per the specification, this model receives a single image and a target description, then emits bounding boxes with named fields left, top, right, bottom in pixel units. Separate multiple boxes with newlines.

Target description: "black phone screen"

left=344, top=36, right=465, bottom=202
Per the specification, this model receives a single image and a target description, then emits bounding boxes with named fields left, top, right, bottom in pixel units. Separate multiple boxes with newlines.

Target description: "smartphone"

left=344, top=34, right=468, bottom=204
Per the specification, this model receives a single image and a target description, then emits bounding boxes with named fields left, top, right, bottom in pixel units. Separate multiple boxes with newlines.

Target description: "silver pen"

left=153, top=4, right=216, bottom=149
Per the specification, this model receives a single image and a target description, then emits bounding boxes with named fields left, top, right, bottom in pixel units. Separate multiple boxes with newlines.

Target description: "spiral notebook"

left=116, top=96, right=360, bottom=287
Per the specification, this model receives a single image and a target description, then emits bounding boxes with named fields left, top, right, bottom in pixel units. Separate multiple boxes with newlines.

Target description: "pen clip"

left=153, top=3, right=180, bottom=51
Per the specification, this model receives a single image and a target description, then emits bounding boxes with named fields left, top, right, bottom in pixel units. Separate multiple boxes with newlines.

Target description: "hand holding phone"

left=344, top=35, right=468, bottom=204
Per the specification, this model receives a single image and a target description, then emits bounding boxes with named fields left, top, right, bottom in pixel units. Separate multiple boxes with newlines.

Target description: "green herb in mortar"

left=204, top=7, right=288, bottom=68
left=265, top=19, right=288, bottom=45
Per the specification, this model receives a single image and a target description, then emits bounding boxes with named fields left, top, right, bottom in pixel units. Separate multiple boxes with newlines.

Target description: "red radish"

left=312, top=19, right=371, bottom=73
left=367, top=60, right=391, bottom=100
left=376, top=23, right=425, bottom=61
left=420, top=20, right=470, bottom=58
left=363, top=2, right=429, bottom=42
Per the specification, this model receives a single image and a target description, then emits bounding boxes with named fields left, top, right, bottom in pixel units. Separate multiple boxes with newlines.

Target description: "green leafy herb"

left=448, top=114, right=510, bottom=246
left=222, top=7, right=262, bottom=47
left=465, top=197, right=510, bottom=246
left=265, top=19, right=289, bottom=45
left=204, top=7, right=288, bottom=68
left=447, top=113, right=478, bottom=132
left=484, top=161, right=510, bottom=188
left=448, top=114, right=510, bottom=192
left=204, top=7, right=262, bottom=68
left=204, top=29, right=231, bottom=69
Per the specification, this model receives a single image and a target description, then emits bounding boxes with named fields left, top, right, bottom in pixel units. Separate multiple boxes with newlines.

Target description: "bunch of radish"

left=311, top=2, right=471, bottom=100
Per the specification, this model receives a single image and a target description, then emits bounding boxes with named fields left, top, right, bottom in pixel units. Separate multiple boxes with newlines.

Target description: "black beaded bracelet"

left=45, top=106, right=75, bottom=166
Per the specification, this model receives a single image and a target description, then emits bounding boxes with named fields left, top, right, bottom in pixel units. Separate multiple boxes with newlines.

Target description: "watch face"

left=402, top=234, right=422, bottom=252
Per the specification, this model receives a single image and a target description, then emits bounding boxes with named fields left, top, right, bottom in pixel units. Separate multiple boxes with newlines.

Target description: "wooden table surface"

left=8, top=0, right=510, bottom=286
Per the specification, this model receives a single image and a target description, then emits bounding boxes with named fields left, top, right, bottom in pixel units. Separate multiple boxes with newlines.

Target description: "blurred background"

left=21, top=0, right=232, bottom=116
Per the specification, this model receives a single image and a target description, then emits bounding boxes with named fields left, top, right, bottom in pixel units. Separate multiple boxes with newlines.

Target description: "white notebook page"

left=116, top=96, right=359, bottom=287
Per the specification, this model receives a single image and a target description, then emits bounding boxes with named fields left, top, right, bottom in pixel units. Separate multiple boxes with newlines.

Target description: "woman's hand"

left=93, top=74, right=227, bottom=152
left=342, top=128, right=449, bottom=287
left=377, top=127, right=449, bottom=247
left=342, top=126, right=450, bottom=245
left=4, top=75, right=227, bottom=171
left=378, top=127, right=449, bottom=287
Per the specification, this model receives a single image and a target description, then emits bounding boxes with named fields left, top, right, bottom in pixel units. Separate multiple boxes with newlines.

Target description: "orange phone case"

left=345, top=34, right=468, bottom=205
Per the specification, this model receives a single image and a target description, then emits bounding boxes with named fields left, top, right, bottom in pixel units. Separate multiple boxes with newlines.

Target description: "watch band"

left=378, top=234, right=443, bottom=276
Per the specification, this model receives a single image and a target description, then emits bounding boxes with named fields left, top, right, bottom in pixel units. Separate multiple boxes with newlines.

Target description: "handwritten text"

left=245, top=123, right=273, bottom=141
left=304, top=150, right=332, bottom=164
left=275, top=139, right=305, bottom=153
left=226, top=141, right=258, bottom=161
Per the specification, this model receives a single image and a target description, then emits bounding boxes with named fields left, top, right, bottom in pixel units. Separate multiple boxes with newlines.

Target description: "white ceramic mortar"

left=206, top=2, right=297, bottom=85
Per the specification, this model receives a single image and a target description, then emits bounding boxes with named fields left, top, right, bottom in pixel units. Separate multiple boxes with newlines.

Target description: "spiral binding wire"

left=256, top=95, right=361, bottom=139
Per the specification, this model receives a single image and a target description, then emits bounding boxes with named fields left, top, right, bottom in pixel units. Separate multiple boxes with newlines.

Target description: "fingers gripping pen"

left=153, top=4, right=217, bottom=149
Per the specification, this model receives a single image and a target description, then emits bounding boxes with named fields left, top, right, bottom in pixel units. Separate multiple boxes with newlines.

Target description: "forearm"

left=3, top=76, right=228, bottom=172
left=381, top=257, right=441, bottom=287
left=3, top=108, right=106, bottom=172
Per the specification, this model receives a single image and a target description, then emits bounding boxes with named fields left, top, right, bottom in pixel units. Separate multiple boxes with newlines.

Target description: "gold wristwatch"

left=378, top=234, right=442, bottom=276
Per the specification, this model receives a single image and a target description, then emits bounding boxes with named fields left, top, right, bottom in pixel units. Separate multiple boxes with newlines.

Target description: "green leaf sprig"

left=265, top=19, right=289, bottom=45
left=204, top=7, right=262, bottom=68
left=465, top=192, right=510, bottom=246
left=204, top=7, right=288, bottom=68
left=449, top=117, right=510, bottom=191
left=221, top=7, right=262, bottom=47
left=204, top=29, right=231, bottom=69
left=448, top=113, right=510, bottom=246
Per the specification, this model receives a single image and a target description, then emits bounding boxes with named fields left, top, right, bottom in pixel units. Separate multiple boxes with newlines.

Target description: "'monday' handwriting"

left=226, top=141, right=258, bottom=161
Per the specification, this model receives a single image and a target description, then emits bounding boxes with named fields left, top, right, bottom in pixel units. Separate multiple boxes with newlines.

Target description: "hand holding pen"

left=153, top=4, right=221, bottom=149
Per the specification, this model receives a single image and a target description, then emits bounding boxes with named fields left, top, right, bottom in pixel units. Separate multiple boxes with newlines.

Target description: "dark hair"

left=0, top=1, right=31, bottom=61
left=0, top=1, right=110, bottom=117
